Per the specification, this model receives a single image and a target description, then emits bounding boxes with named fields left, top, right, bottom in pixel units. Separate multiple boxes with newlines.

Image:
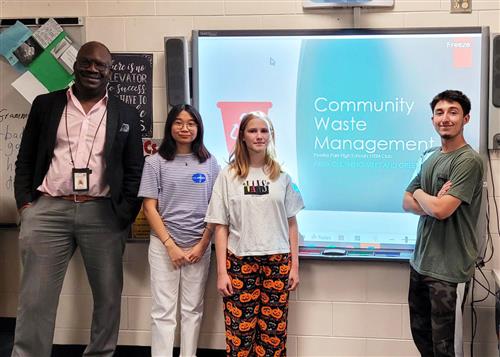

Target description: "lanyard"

left=64, top=104, right=107, bottom=169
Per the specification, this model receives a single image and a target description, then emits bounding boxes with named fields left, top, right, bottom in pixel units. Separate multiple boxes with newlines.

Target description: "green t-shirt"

left=406, top=144, right=484, bottom=283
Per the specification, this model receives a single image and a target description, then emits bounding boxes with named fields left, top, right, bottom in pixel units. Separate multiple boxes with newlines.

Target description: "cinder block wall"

left=1, top=1, right=499, bottom=356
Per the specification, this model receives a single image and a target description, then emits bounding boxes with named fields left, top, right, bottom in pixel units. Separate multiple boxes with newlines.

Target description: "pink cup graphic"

left=216, top=101, right=273, bottom=154
left=452, top=37, right=472, bottom=68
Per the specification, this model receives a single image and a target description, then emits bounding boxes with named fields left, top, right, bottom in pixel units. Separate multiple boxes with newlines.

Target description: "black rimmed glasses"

left=76, top=58, right=111, bottom=72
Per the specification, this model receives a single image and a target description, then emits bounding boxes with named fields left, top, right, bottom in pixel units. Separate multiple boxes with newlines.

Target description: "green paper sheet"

left=28, top=32, right=74, bottom=92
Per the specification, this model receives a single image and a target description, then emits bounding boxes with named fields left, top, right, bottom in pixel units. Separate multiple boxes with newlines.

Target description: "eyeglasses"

left=173, top=120, right=198, bottom=130
left=76, top=59, right=111, bottom=72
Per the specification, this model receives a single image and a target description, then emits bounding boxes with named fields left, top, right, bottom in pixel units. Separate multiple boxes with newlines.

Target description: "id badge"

left=72, top=168, right=92, bottom=192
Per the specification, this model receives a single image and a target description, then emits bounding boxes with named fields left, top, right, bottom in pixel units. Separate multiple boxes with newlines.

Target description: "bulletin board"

left=0, top=18, right=85, bottom=225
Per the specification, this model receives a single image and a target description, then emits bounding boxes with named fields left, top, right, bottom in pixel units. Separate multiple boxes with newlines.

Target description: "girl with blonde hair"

left=205, top=111, right=304, bottom=357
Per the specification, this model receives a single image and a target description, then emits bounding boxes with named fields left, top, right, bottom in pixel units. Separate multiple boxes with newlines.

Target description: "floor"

left=0, top=318, right=224, bottom=357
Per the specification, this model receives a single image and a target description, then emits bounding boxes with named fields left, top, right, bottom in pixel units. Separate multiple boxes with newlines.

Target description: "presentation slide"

left=195, top=31, right=483, bottom=255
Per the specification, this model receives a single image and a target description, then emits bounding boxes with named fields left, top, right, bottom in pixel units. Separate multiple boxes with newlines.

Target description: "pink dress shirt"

left=38, top=87, right=110, bottom=197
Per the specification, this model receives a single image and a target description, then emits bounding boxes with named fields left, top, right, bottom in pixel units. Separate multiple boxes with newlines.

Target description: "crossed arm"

left=402, top=181, right=462, bottom=220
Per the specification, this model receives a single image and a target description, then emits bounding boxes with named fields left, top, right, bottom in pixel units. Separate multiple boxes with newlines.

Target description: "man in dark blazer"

left=12, top=41, right=144, bottom=357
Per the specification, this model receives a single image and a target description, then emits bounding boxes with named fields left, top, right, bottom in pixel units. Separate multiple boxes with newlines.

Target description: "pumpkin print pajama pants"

left=223, top=251, right=290, bottom=357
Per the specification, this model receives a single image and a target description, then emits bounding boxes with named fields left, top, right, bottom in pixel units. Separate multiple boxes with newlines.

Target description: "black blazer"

left=14, top=89, right=144, bottom=229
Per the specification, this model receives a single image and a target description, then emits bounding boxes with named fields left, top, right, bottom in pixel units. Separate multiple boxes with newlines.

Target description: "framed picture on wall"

left=303, top=0, right=394, bottom=8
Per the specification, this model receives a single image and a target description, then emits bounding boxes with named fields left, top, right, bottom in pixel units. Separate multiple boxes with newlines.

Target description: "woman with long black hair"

left=138, top=104, right=219, bottom=357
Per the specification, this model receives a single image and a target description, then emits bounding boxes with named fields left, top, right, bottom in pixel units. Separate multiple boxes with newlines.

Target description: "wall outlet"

left=451, top=0, right=471, bottom=13
left=493, top=134, right=500, bottom=150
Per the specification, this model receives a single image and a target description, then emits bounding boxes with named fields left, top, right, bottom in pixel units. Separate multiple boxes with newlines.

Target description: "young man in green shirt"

left=403, top=90, right=484, bottom=357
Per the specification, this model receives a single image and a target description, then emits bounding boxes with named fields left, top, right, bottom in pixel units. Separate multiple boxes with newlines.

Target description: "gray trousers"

left=11, top=196, right=128, bottom=357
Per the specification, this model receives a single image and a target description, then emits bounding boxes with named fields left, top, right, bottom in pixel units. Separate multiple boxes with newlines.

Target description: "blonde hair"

left=229, top=111, right=282, bottom=181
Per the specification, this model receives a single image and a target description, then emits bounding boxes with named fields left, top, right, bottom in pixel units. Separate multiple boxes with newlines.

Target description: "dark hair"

left=158, top=104, right=211, bottom=163
left=430, top=90, right=471, bottom=115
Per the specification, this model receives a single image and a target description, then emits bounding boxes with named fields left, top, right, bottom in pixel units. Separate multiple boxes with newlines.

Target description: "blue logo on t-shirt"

left=192, top=173, right=206, bottom=183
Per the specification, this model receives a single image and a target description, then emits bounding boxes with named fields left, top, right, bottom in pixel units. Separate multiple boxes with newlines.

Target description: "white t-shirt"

left=205, top=166, right=304, bottom=256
